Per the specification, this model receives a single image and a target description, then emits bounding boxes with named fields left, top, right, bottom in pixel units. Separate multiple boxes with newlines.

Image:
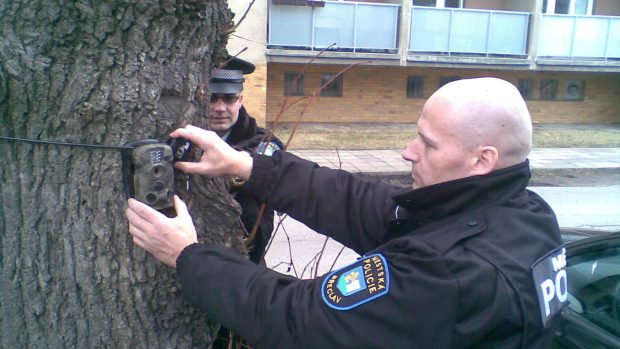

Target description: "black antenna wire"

left=0, top=135, right=133, bottom=150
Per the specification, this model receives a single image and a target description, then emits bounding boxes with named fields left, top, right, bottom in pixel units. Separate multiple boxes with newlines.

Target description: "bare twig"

left=225, top=0, right=258, bottom=35
left=313, top=236, right=330, bottom=278
left=230, top=33, right=266, bottom=46
left=278, top=218, right=298, bottom=278
left=284, top=60, right=374, bottom=151
left=328, top=246, right=347, bottom=273
left=245, top=45, right=340, bottom=246
left=246, top=49, right=374, bottom=282
left=267, top=44, right=336, bottom=142
left=336, top=147, right=342, bottom=169
left=264, top=212, right=288, bottom=255
left=300, top=252, right=321, bottom=279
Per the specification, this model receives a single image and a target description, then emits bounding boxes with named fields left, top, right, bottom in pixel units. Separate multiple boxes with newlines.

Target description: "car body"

left=552, top=229, right=620, bottom=349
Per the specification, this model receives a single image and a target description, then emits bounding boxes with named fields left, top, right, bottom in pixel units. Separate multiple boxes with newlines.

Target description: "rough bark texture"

left=0, top=1, right=247, bottom=347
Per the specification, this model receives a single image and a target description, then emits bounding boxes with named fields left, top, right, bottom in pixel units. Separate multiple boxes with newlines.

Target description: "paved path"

left=267, top=146, right=620, bottom=278
left=290, top=148, right=620, bottom=174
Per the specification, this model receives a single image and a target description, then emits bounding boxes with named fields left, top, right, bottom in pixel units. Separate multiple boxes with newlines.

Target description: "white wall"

left=227, top=0, right=268, bottom=64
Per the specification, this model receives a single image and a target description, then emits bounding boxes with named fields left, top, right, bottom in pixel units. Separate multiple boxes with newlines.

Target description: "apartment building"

left=227, top=0, right=620, bottom=125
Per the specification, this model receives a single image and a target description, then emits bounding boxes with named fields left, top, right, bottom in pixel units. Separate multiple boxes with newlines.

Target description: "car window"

left=566, top=246, right=620, bottom=337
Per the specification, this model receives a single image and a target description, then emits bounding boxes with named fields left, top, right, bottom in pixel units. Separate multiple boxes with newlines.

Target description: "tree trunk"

left=0, top=1, right=246, bottom=347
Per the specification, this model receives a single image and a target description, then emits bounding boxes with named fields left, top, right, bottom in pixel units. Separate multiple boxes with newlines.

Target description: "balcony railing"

left=268, top=1, right=399, bottom=52
left=409, top=7, right=530, bottom=57
left=538, top=14, right=620, bottom=60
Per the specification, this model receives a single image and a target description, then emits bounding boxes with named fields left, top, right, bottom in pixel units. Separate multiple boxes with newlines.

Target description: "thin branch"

left=225, top=0, right=258, bottom=35
left=267, top=44, right=336, bottom=141
left=300, top=252, right=321, bottom=279
left=229, top=33, right=266, bottom=46
left=246, top=46, right=339, bottom=248
left=313, top=236, right=330, bottom=278
left=328, top=246, right=347, bottom=273
left=284, top=59, right=374, bottom=151
left=336, top=146, right=342, bottom=169
left=244, top=49, right=374, bottom=282
left=263, top=212, right=288, bottom=255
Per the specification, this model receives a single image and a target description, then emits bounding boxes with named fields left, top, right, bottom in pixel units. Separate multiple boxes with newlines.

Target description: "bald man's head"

left=427, top=77, right=532, bottom=169
left=402, top=78, right=533, bottom=188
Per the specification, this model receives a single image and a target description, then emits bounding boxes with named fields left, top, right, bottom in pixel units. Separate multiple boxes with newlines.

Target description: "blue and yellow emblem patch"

left=257, top=141, right=281, bottom=157
left=321, top=254, right=390, bottom=310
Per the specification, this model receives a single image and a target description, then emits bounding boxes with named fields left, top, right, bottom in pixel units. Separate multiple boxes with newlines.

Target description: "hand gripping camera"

left=122, top=138, right=192, bottom=216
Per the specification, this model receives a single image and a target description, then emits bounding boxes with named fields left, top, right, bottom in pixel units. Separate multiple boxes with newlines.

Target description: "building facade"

left=228, top=0, right=620, bottom=125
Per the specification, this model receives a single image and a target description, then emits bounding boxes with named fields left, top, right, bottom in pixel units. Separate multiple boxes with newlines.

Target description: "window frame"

left=407, top=75, right=425, bottom=98
left=284, top=72, right=305, bottom=96
left=320, top=73, right=343, bottom=98
left=564, top=79, right=585, bottom=101
left=518, top=78, right=535, bottom=101
left=544, top=0, right=593, bottom=15
left=540, top=79, right=559, bottom=101
left=413, top=0, right=463, bottom=8
left=438, top=76, right=460, bottom=88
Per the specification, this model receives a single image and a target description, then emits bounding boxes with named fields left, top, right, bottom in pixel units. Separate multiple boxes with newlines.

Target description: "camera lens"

left=153, top=180, right=165, bottom=192
left=152, top=165, right=164, bottom=177
left=146, top=193, right=157, bottom=203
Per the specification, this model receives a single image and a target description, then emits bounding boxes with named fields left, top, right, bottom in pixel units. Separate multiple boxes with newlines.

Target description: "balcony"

left=268, top=1, right=400, bottom=53
left=408, top=6, right=530, bottom=57
left=265, top=1, right=620, bottom=71
left=538, top=14, right=620, bottom=61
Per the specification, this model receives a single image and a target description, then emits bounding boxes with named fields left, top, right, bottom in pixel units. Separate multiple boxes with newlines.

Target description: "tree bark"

left=0, top=1, right=246, bottom=347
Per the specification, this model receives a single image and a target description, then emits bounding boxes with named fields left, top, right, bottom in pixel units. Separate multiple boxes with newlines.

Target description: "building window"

left=564, top=80, right=585, bottom=101
left=284, top=72, right=304, bottom=96
left=413, top=0, right=462, bottom=8
left=439, top=76, right=460, bottom=88
left=518, top=78, right=534, bottom=100
left=540, top=79, right=559, bottom=100
left=412, top=0, right=436, bottom=6
left=407, top=76, right=425, bottom=98
left=543, top=0, right=592, bottom=15
left=320, top=73, right=343, bottom=97
left=443, top=0, right=462, bottom=8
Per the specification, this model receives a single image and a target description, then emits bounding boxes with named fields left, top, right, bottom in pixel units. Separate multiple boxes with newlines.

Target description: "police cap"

left=209, top=56, right=256, bottom=94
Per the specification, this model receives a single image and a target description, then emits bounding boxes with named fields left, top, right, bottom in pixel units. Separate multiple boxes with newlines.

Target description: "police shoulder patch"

left=531, top=246, right=568, bottom=327
left=321, top=254, right=390, bottom=310
left=257, top=141, right=281, bottom=157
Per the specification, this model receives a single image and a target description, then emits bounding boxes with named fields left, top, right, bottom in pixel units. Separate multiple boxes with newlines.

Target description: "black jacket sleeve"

left=245, top=151, right=404, bottom=254
left=176, top=241, right=461, bottom=349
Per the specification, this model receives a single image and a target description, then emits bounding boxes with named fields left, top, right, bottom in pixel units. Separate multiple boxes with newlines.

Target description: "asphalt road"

left=264, top=168, right=620, bottom=278
left=365, top=168, right=620, bottom=188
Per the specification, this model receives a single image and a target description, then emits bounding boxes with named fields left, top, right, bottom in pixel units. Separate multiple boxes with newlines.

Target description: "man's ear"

left=472, top=146, right=498, bottom=175
left=238, top=94, right=244, bottom=104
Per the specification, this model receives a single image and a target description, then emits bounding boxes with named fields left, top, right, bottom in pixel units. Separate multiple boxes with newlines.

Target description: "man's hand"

left=126, top=196, right=198, bottom=267
left=170, top=125, right=253, bottom=180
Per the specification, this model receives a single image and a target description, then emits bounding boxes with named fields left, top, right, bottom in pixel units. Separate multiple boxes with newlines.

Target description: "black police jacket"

left=177, top=151, right=563, bottom=348
left=225, top=106, right=282, bottom=263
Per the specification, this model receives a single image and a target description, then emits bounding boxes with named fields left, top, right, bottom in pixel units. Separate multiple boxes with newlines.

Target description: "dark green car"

left=552, top=229, right=620, bottom=349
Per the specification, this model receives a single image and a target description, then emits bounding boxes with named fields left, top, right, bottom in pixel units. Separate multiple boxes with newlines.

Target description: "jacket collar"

left=227, top=106, right=258, bottom=145
left=394, top=160, right=531, bottom=223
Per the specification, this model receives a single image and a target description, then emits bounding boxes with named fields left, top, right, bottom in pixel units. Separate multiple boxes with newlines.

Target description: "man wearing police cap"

left=207, top=56, right=282, bottom=262
left=208, top=56, right=283, bottom=348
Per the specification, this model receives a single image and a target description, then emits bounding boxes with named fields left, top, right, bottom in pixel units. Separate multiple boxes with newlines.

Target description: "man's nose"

left=402, top=142, right=419, bottom=162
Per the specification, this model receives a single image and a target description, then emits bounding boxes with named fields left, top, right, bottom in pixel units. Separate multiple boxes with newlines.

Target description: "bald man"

left=127, top=78, right=564, bottom=348
left=403, top=77, right=533, bottom=189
